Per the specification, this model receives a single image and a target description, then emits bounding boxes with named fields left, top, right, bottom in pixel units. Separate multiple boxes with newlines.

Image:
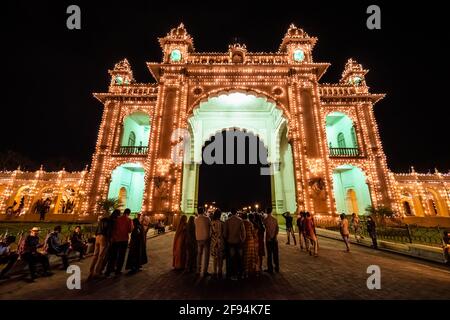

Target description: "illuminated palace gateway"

left=1, top=24, right=449, bottom=221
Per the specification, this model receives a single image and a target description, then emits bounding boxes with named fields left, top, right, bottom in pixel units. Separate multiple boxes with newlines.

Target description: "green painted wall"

left=121, top=114, right=150, bottom=147
left=181, top=163, right=199, bottom=213
left=107, top=164, right=145, bottom=213
left=332, top=165, right=372, bottom=215
left=276, top=127, right=297, bottom=213
left=326, top=113, right=357, bottom=148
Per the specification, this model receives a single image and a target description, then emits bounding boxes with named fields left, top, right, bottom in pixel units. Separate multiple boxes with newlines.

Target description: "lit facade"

left=0, top=167, right=88, bottom=219
left=1, top=24, right=449, bottom=221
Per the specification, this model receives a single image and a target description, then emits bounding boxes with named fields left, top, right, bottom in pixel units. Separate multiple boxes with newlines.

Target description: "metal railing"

left=329, top=147, right=360, bottom=157
left=117, top=146, right=148, bottom=155
left=315, top=217, right=446, bottom=248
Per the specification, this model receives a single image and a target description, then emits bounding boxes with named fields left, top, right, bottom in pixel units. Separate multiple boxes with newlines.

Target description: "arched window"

left=128, top=131, right=136, bottom=146
left=428, top=199, right=438, bottom=215
left=351, top=126, right=358, bottom=148
left=403, top=201, right=413, bottom=216
left=337, top=132, right=346, bottom=148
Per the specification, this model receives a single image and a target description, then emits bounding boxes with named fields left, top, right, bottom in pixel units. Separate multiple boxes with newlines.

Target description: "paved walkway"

left=1, top=232, right=449, bottom=300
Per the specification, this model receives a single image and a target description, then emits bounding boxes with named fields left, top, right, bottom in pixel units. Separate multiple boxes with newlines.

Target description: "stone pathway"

left=1, top=232, right=449, bottom=300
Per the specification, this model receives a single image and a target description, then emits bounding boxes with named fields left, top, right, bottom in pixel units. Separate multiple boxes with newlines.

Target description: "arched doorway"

left=8, top=186, right=32, bottom=215
left=181, top=92, right=296, bottom=214
left=346, top=189, right=359, bottom=214
left=118, top=187, right=127, bottom=209
left=107, top=163, right=145, bottom=214
left=424, top=188, right=448, bottom=216
left=59, top=186, right=76, bottom=214
left=403, top=201, right=413, bottom=216
left=198, top=129, right=271, bottom=211
left=332, top=165, right=372, bottom=215
left=32, top=187, right=57, bottom=215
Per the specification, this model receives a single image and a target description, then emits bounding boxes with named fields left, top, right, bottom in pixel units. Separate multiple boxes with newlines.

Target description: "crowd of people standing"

left=88, top=208, right=148, bottom=280
left=172, top=208, right=382, bottom=280
left=1, top=206, right=383, bottom=282
left=172, top=206, right=283, bottom=280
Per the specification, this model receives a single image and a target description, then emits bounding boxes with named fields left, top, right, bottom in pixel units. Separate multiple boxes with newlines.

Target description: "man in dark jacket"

left=22, top=227, right=52, bottom=281
left=70, top=226, right=86, bottom=261
left=282, top=211, right=297, bottom=245
left=46, top=226, right=70, bottom=269
left=223, top=208, right=246, bottom=280
left=296, top=213, right=305, bottom=250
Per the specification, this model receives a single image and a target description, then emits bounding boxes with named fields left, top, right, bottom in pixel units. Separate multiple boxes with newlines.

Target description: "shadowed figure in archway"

left=263, top=207, right=279, bottom=274
left=223, top=208, right=246, bottom=280
left=210, top=209, right=225, bottom=278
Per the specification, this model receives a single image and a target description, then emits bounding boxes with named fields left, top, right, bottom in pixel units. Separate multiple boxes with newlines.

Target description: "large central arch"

left=181, top=91, right=297, bottom=214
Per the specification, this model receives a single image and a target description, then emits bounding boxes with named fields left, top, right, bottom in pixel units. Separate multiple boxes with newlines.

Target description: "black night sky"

left=2, top=1, right=449, bottom=208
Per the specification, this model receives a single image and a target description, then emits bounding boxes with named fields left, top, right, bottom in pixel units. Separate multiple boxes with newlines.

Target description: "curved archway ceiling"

left=190, top=93, right=285, bottom=163
left=182, top=92, right=296, bottom=214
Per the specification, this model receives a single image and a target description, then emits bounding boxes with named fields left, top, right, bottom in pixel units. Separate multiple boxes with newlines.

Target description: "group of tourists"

left=88, top=208, right=148, bottom=280
left=295, top=211, right=319, bottom=256
left=338, top=212, right=378, bottom=251
left=0, top=225, right=87, bottom=281
left=172, top=206, right=282, bottom=280
left=0, top=208, right=150, bottom=281
left=1, top=205, right=386, bottom=283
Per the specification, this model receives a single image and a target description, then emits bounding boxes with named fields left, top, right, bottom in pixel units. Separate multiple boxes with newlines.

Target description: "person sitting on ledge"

left=70, top=226, right=87, bottom=261
left=21, top=227, right=52, bottom=281
left=157, top=220, right=165, bottom=234
left=45, top=226, right=70, bottom=270
left=0, top=236, right=19, bottom=280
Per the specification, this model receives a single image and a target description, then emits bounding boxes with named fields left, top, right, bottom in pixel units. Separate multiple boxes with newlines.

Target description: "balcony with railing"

left=117, top=146, right=149, bottom=156
left=329, top=147, right=361, bottom=157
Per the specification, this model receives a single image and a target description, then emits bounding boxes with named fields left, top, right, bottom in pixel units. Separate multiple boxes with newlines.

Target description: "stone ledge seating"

left=0, top=226, right=171, bottom=279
